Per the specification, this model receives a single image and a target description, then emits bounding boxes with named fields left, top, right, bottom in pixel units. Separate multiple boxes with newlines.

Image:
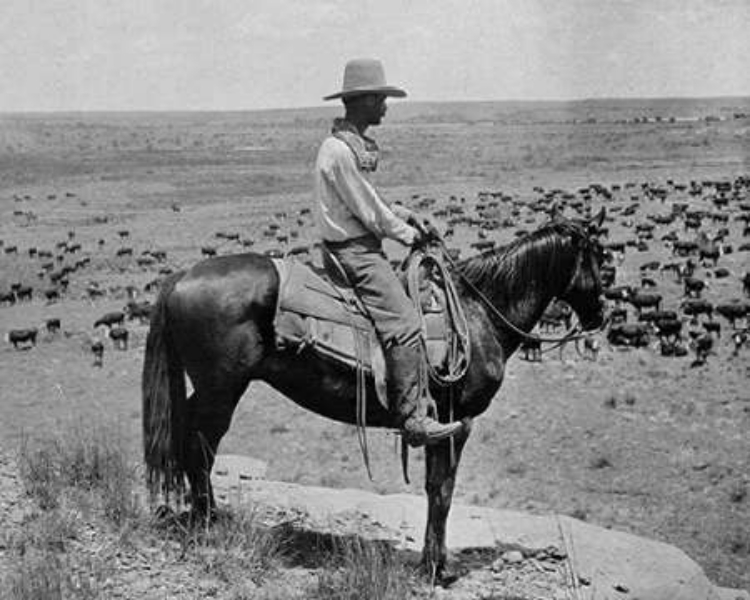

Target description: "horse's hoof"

left=434, top=564, right=466, bottom=588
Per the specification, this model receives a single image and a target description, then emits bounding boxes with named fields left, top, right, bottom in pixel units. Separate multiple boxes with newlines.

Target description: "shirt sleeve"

left=324, top=142, right=417, bottom=246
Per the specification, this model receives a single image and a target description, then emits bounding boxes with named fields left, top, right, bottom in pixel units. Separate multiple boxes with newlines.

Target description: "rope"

left=406, top=247, right=472, bottom=387
left=436, top=239, right=606, bottom=346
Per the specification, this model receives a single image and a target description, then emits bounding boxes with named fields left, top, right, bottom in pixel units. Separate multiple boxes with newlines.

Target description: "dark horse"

left=142, top=211, right=606, bottom=577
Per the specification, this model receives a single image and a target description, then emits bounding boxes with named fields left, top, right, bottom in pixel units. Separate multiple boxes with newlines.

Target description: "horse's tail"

left=142, top=271, right=187, bottom=503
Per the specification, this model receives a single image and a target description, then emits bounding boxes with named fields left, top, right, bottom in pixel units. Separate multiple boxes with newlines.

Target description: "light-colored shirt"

left=314, top=136, right=417, bottom=245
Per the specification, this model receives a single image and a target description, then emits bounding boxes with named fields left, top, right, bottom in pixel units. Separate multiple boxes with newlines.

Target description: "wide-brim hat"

left=323, top=58, right=407, bottom=101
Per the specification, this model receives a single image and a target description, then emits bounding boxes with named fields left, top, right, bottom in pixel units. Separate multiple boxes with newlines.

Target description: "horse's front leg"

left=423, top=419, right=472, bottom=581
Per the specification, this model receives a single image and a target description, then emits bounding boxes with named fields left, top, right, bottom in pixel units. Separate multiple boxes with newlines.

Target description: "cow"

left=0, top=291, right=15, bottom=307
left=627, top=291, right=662, bottom=315
left=14, top=286, right=33, bottom=303
left=124, top=300, right=152, bottom=323
left=45, top=318, right=61, bottom=335
left=681, top=299, right=714, bottom=322
left=91, top=340, right=104, bottom=367
left=683, top=277, right=706, bottom=298
left=520, top=338, right=542, bottom=362
left=690, top=333, right=714, bottom=367
left=715, top=302, right=749, bottom=329
left=94, top=311, right=125, bottom=329
left=109, top=326, right=129, bottom=350
left=732, top=329, right=748, bottom=356
left=607, top=323, right=650, bottom=347
left=7, top=328, right=38, bottom=350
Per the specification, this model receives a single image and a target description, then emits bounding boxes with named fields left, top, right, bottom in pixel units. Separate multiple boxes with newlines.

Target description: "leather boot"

left=385, top=343, right=463, bottom=447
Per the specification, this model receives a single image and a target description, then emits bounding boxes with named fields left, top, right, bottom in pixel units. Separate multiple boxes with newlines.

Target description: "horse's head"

left=557, top=209, right=608, bottom=331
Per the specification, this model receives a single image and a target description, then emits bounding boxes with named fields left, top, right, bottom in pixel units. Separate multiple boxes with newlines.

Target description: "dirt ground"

left=1, top=99, right=748, bottom=590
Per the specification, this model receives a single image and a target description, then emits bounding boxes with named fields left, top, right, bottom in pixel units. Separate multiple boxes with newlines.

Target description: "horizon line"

left=1, top=93, right=749, bottom=116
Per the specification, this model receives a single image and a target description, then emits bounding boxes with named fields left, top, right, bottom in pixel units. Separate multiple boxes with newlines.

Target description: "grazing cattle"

left=690, top=333, right=714, bottom=367
left=604, top=285, right=632, bottom=305
left=0, top=291, right=16, bottom=307
left=732, top=329, right=748, bottom=356
left=87, top=286, right=106, bottom=299
left=702, top=320, right=721, bottom=338
left=201, top=246, right=217, bottom=257
left=607, top=323, right=650, bottom=347
left=94, top=311, right=125, bottom=329
left=683, top=277, right=706, bottom=298
left=715, top=302, right=749, bottom=328
left=45, top=318, right=61, bottom=335
left=652, top=317, right=683, bottom=343
left=109, top=326, right=129, bottom=350
left=7, top=328, right=38, bottom=350
left=660, top=339, right=689, bottom=357
left=627, top=291, right=662, bottom=315
left=117, top=229, right=130, bottom=239
left=577, top=336, right=600, bottom=361
left=44, top=288, right=60, bottom=303
left=539, top=301, right=573, bottom=332
left=672, top=240, right=697, bottom=257
left=16, top=286, right=33, bottom=302
left=681, top=299, right=714, bottom=321
left=137, top=256, right=156, bottom=267
left=520, top=338, right=542, bottom=362
left=116, top=247, right=134, bottom=257
left=91, top=340, right=104, bottom=367
left=125, top=300, right=152, bottom=323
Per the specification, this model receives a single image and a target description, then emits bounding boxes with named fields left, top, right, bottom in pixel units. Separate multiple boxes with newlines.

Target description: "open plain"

left=1, top=97, right=749, bottom=595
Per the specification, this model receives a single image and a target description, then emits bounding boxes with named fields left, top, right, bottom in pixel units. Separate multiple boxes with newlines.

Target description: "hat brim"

left=323, top=86, right=407, bottom=101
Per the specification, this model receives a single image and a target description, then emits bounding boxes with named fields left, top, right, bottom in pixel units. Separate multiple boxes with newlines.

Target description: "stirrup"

left=402, top=417, right=463, bottom=448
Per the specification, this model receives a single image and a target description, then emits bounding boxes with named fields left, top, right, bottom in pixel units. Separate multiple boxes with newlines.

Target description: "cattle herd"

left=2, top=175, right=749, bottom=370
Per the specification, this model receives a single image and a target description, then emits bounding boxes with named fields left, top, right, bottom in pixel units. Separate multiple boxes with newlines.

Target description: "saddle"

left=270, top=248, right=462, bottom=411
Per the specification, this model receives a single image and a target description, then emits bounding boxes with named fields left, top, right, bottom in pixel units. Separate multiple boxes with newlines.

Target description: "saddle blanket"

left=270, top=257, right=451, bottom=408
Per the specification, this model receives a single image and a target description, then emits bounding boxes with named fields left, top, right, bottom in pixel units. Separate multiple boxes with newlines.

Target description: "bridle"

left=436, top=233, right=607, bottom=346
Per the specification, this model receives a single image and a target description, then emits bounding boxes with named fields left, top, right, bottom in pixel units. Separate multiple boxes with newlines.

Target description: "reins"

left=436, top=238, right=603, bottom=346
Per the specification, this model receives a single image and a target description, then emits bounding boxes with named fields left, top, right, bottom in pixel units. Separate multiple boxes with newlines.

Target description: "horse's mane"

left=458, top=219, right=584, bottom=297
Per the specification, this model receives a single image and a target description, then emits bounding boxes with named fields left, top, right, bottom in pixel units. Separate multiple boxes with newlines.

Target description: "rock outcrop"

left=214, top=454, right=748, bottom=600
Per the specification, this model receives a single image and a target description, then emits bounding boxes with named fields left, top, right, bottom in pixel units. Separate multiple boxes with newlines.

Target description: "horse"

left=141, top=212, right=607, bottom=578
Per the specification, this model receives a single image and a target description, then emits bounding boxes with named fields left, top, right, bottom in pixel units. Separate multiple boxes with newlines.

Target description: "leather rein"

left=434, top=237, right=606, bottom=346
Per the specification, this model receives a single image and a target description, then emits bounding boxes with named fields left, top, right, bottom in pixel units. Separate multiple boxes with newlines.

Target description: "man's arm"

left=325, top=142, right=418, bottom=246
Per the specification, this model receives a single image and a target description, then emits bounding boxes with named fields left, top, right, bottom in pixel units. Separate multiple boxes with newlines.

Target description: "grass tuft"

left=315, top=537, right=414, bottom=600
left=16, top=418, right=141, bottom=526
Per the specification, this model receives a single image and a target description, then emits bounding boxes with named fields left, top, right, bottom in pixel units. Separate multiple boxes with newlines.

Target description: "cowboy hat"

left=323, top=58, right=407, bottom=101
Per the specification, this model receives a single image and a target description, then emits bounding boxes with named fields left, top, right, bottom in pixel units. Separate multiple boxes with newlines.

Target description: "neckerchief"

left=331, top=118, right=379, bottom=173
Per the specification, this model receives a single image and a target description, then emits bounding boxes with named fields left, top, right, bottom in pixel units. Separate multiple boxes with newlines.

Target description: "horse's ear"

left=548, top=202, right=562, bottom=221
left=589, top=208, right=606, bottom=233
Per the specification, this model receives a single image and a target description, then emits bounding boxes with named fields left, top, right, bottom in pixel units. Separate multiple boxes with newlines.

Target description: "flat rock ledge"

left=214, top=454, right=748, bottom=600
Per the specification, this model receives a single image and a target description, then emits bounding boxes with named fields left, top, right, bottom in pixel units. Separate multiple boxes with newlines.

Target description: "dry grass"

left=16, top=417, right=140, bottom=525
left=314, top=537, right=415, bottom=600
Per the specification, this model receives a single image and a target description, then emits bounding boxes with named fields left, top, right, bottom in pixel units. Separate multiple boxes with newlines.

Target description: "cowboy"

left=315, top=58, right=463, bottom=447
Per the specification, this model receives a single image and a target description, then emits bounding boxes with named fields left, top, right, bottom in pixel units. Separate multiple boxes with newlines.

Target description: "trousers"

left=324, top=234, right=421, bottom=349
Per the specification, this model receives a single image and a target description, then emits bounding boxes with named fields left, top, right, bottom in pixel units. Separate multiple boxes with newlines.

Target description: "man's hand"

left=408, top=214, right=442, bottom=245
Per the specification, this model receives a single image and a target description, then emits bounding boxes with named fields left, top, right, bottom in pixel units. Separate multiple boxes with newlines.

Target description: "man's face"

left=363, top=94, right=387, bottom=126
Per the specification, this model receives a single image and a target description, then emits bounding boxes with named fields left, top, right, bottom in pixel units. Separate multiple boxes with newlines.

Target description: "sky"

left=1, top=0, right=749, bottom=111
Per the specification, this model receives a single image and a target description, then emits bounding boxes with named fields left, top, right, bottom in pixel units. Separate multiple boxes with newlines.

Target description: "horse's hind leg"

left=183, top=385, right=244, bottom=518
